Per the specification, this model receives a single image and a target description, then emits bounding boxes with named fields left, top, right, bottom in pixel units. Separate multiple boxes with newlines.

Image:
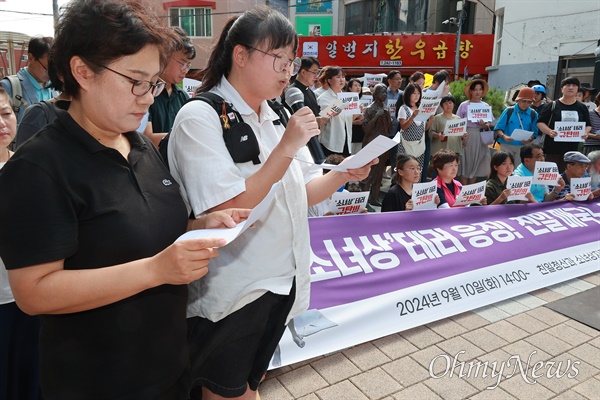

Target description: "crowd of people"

left=0, top=1, right=597, bottom=400
left=288, top=61, right=597, bottom=213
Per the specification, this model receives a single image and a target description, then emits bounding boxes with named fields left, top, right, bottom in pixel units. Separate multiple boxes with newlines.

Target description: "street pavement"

left=262, top=272, right=600, bottom=400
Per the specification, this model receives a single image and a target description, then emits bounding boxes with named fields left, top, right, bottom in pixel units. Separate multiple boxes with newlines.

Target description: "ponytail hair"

left=198, top=6, right=298, bottom=93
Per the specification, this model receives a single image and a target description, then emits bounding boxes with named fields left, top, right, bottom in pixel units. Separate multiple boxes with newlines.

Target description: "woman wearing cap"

left=456, top=79, right=493, bottom=184
left=493, top=87, right=538, bottom=166
left=531, top=84, right=548, bottom=113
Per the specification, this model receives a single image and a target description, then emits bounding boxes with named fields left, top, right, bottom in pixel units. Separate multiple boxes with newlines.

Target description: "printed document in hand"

left=321, top=136, right=398, bottom=172
left=175, top=182, right=280, bottom=245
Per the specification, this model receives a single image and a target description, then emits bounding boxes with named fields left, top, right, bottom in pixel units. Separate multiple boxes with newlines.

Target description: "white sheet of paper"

left=320, top=135, right=398, bottom=172
left=175, top=182, right=280, bottom=245
left=453, top=181, right=486, bottom=206
left=319, top=100, right=345, bottom=118
left=411, top=181, right=438, bottom=210
left=533, top=161, right=560, bottom=185
left=443, top=118, right=467, bottom=136
left=330, top=191, right=369, bottom=215
left=414, top=98, right=441, bottom=122
left=507, top=175, right=532, bottom=202
left=467, top=104, right=493, bottom=122
left=422, top=81, right=445, bottom=100
left=554, top=121, right=585, bottom=142
left=571, top=177, right=592, bottom=201
left=510, top=129, right=534, bottom=142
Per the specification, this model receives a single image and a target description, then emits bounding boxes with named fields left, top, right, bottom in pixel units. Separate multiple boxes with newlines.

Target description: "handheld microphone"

left=284, top=87, right=326, bottom=164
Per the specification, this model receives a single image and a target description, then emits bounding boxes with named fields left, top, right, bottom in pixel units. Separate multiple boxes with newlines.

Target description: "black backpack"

left=158, top=92, right=288, bottom=168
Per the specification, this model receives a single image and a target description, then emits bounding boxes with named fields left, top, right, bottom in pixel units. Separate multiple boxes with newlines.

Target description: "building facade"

left=145, top=0, right=495, bottom=74
left=486, top=0, right=600, bottom=97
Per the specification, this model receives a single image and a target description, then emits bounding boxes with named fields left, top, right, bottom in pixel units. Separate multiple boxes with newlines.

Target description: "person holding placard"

left=432, top=149, right=462, bottom=208
left=456, top=79, right=494, bottom=185
left=382, top=154, right=440, bottom=212
left=485, top=151, right=535, bottom=205
left=537, top=77, right=591, bottom=171
left=429, top=94, right=465, bottom=170
left=513, top=144, right=566, bottom=202
left=549, top=151, right=594, bottom=201
left=583, top=92, right=600, bottom=156
left=318, top=66, right=353, bottom=156
left=347, top=78, right=366, bottom=155
left=493, top=87, right=539, bottom=166
left=397, top=83, right=433, bottom=173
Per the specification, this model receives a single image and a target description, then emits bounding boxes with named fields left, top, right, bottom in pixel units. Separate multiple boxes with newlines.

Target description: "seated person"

left=550, top=151, right=594, bottom=201
left=485, top=151, right=535, bottom=205
left=432, top=149, right=462, bottom=208
left=513, top=144, right=566, bottom=202
left=382, top=154, right=439, bottom=212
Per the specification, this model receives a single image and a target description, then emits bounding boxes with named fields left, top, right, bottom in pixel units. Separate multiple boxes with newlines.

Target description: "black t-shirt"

left=538, top=100, right=591, bottom=155
left=290, top=80, right=320, bottom=116
left=0, top=110, right=190, bottom=399
left=382, top=184, right=411, bottom=212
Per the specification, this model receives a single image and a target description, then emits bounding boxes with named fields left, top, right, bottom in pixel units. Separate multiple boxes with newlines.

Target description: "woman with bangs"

left=317, top=66, right=354, bottom=156
left=167, top=7, right=375, bottom=399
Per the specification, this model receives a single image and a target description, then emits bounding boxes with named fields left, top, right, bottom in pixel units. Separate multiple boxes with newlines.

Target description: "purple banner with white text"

left=270, top=199, right=600, bottom=369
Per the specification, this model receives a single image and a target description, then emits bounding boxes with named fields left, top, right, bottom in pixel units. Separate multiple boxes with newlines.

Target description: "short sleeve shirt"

left=0, top=110, right=190, bottom=398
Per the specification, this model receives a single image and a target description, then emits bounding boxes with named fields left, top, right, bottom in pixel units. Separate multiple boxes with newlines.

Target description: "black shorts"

left=187, top=281, right=296, bottom=398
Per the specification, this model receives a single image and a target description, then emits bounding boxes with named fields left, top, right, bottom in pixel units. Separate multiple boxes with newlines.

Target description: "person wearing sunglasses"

left=0, top=1, right=250, bottom=399
left=145, top=27, right=196, bottom=147
left=1, top=36, right=57, bottom=127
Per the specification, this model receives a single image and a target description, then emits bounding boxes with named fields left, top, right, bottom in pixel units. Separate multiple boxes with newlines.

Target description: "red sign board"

left=298, top=34, right=493, bottom=76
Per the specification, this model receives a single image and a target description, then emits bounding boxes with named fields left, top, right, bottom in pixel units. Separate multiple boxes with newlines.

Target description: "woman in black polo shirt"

left=0, top=1, right=247, bottom=399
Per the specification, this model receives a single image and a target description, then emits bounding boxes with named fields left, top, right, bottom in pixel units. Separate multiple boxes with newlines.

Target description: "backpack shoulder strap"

left=5, top=75, right=27, bottom=113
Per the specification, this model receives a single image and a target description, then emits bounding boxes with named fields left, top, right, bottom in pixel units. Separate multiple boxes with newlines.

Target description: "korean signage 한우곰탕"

left=298, top=34, right=493, bottom=75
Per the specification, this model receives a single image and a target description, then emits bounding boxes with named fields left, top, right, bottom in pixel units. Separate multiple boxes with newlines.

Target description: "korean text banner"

left=271, top=199, right=600, bottom=369
left=298, top=34, right=493, bottom=75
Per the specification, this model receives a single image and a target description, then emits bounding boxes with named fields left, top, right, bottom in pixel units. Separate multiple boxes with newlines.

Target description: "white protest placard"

left=337, top=92, right=361, bottom=115
left=176, top=182, right=280, bottom=245
left=554, top=122, right=586, bottom=142
left=319, top=99, right=345, bottom=118
left=414, top=97, right=442, bottom=122
left=453, top=181, right=486, bottom=206
left=387, top=98, right=397, bottom=117
left=443, top=118, right=467, bottom=136
left=506, top=175, right=533, bottom=202
left=467, top=104, right=493, bottom=122
left=509, top=129, right=534, bottom=142
left=363, top=73, right=384, bottom=87
left=360, top=95, right=373, bottom=109
left=571, top=177, right=592, bottom=201
left=331, top=191, right=369, bottom=215
left=411, top=181, right=438, bottom=210
left=533, top=162, right=560, bottom=186
left=182, top=78, right=202, bottom=97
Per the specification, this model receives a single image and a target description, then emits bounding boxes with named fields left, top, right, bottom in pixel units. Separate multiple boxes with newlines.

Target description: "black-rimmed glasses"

left=96, top=64, right=166, bottom=97
left=244, top=45, right=301, bottom=75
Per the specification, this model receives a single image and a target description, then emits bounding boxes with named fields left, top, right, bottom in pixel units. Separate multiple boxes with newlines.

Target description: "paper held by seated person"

left=509, top=128, right=534, bottom=142
left=176, top=182, right=280, bottom=245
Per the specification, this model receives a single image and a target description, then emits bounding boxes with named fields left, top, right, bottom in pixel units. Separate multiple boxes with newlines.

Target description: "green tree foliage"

left=449, top=79, right=506, bottom=118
